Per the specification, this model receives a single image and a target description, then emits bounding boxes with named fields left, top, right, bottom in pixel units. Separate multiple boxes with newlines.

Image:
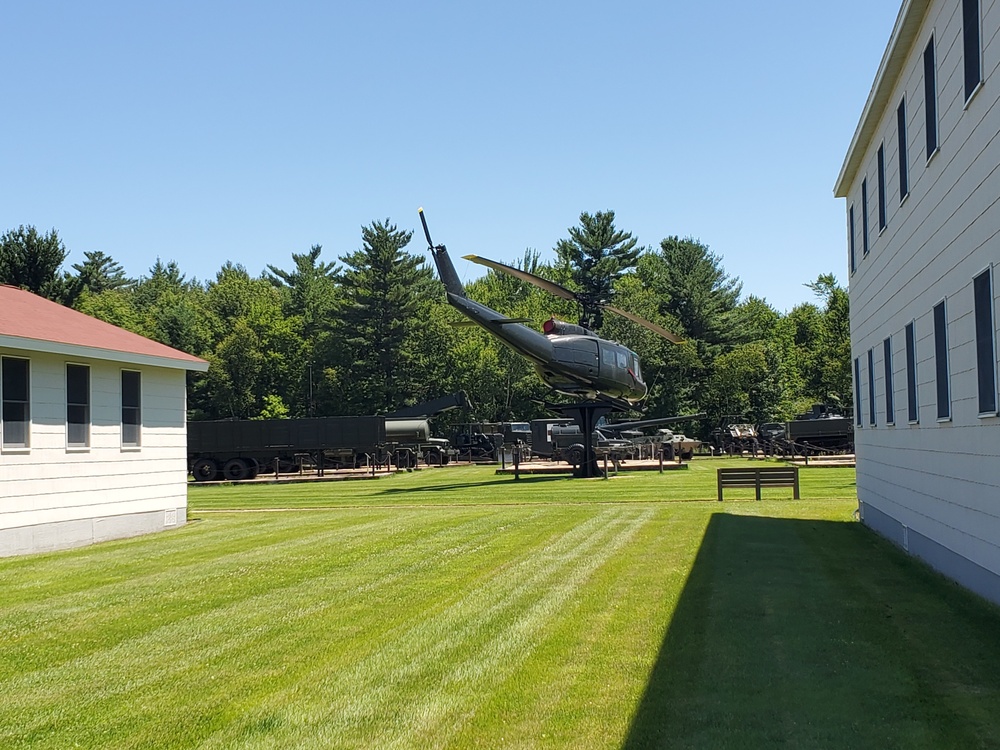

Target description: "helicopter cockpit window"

left=632, top=354, right=642, bottom=381
left=601, top=345, right=616, bottom=366
left=616, top=351, right=629, bottom=369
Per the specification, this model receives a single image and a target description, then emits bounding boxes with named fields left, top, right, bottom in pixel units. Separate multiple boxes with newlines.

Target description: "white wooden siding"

left=0, top=349, right=188, bottom=537
left=844, top=0, right=1000, bottom=590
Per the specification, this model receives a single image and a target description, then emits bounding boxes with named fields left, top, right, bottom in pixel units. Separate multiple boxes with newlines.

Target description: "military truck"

left=384, top=392, right=471, bottom=465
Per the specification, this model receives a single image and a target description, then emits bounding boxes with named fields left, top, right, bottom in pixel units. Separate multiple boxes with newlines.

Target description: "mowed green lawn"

left=2, top=460, right=1000, bottom=749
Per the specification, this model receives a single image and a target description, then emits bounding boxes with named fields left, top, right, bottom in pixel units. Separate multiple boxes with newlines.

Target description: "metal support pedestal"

left=549, top=401, right=620, bottom=478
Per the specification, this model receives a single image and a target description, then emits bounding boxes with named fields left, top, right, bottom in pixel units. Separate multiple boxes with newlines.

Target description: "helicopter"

left=418, top=208, right=682, bottom=409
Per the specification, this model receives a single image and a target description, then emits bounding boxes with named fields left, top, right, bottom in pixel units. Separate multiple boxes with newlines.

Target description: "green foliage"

left=254, top=394, right=290, bottom=420
left=0, top=225, right=69, bottom=302
left=74, top=289, right=145, bottom=333
left=554, top=210, right=642, bottom=329
left=1, top=218, right=853, bottom=428
left=645, top=236, right=742, bottom=349
left=67, top=250, right=132, bottom=303
left=703, top=342, right=795, bottom=424
left=325, top=219, right=439, bottom=414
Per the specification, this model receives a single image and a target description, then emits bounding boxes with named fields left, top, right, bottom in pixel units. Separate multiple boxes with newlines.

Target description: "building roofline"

left=835, top=0, right=930, bottom=198
left=0, top=334, right=210, bottom=372
left=0, top=285, right=208, bottom=371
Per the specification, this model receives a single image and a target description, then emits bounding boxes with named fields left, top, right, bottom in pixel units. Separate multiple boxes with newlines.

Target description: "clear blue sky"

left=2, top=0, right=901, bottom=312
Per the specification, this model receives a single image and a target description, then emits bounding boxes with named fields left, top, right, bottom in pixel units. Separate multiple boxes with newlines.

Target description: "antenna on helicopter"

left=418, top=207, right=440, bottom=251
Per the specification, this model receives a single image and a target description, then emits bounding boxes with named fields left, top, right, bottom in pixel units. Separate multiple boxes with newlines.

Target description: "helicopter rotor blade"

left=462, top=255, right=578, bottom=302
left=603, top=304, right=685, bottom=344
left=418, top=207, right=436, bottom=249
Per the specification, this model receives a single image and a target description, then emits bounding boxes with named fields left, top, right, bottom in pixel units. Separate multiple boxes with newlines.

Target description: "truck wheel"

left=223, top=458, right=250, bottom=481
left=192, top=458, right=218, bottom=482
left=567, top=444, right=585, bottom=466
left=246, top=458, right=260, bottom=479
left=424, top=448, right=441, bottom=466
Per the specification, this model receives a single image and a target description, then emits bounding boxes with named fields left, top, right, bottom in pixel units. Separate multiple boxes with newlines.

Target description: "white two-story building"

left=0, top=285, right=208, bottom=555
left=835, top=0, right=1000, bottom=603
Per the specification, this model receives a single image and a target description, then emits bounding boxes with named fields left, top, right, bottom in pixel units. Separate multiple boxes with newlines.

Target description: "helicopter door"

left=554, top=338, right=599, bottom=376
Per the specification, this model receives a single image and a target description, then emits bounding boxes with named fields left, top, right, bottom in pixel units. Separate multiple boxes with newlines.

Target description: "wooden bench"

left=717, top=465, right=800, bottom=501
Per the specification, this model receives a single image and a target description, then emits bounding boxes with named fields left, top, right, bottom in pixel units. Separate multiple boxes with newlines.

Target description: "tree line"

left=0, top=215, right=851, bottom=436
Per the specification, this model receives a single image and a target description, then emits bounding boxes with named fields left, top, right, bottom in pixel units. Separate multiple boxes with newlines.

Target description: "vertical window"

left=862, top=178, right=870, bottom=255
left=905, top=321, right=918, bottom=422
left=877, top=144, right=887, bottom=231
left=67, top=364, right=90, bottom=448
left=897, top=99, right=909, bottom=200
left=974, top=269, right=997, bottom=414
left=122, top=370, right=142, bottom=446
left=884, top=337, right=895, bottom=424
left=1, top=357, right=30, bottom=449
left=964, top=0, right=982, bottom=101
left=924, top=37, right=938, bottom=157
left=849, top=204, right=856, bottom=273
left=933, top=301, right=950, bottom=420
left=868, top=348, right=877, bottom=426
left=854, top=357, right=863, bottom=426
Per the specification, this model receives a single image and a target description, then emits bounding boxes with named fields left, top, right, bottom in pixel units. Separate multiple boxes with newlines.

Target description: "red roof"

left=0, top=285, right=207, bottom=368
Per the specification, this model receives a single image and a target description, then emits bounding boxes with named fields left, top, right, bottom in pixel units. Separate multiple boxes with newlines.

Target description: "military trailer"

left=784, top=405, right=854, bottom=453
left=188, top=416, right=386, bottom=481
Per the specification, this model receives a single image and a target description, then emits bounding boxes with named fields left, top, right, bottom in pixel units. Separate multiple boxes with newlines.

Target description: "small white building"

left=0, top=285, right=208, bottom=555
left=835, top=0, right=1000, bottom=603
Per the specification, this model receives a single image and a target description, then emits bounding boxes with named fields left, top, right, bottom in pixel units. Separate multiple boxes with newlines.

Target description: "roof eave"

left=834, top=0, right=931, bottom=198
left=0, top=334, right=210, bottom=372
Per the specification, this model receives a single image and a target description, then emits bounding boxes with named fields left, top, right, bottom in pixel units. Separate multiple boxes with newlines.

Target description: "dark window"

left=868, top=349, right=877, bottom=426
left=964, top=0, right=982, bottom=100
left=854, top=357, right=863, bottom=426
left=884, top=337, right=895, bottom=424
left=67, top=364, right=90, bottom=447
left=862, top=178, right=870, bottom=255
left=122, top=370, right=142, bottom=446
left=924, top=37, right=938, bottom=156
left=905, top=322, right=918, bottom=422
left=849, top=205, right=856, bottom=273
left=933, top=301, right=950, bottom=419
left=974, top=269, right=997, bottom=414
left=1, top=357, right=29, bottom=448
left=877, top=144, right=887, bottom=231
left=897, top=99, right=909, bottom=200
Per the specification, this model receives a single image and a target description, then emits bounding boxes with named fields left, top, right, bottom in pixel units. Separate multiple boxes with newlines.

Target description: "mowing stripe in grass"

left=192, top=507, right=655, bottom=749
left=2, top=506, right=633, bottom=748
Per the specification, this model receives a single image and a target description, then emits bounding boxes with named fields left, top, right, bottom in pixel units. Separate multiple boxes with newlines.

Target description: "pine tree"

left=0, top=225, right=69, bottom=301
left=328, top=220, right=437, bottom=414
left=554, top=210, right=641, bottom=329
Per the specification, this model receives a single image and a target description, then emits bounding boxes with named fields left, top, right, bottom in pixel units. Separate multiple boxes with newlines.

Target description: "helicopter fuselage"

left=443, top=288, right=648, bottom=404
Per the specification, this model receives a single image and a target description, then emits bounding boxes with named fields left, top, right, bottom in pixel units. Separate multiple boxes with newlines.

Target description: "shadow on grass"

left=623, top=514, right=1000, bottom=749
